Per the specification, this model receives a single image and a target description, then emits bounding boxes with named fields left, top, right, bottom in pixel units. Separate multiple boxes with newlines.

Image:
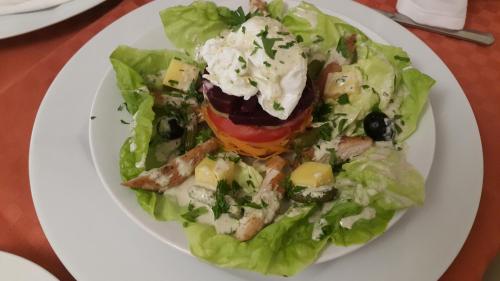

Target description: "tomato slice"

left=206, top=106, right=310, bottom=143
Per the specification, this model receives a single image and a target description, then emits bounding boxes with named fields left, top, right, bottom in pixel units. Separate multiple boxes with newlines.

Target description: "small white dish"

left=0, top=0, right=104, bottom=39
left=0, top=251, right=58, bottom=281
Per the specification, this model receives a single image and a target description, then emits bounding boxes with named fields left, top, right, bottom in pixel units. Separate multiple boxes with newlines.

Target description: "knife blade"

left=374, top=8, right=495, bottom=46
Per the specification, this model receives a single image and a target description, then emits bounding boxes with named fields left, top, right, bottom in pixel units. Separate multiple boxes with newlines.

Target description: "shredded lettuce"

left=337, top=145, right=425, bottom=209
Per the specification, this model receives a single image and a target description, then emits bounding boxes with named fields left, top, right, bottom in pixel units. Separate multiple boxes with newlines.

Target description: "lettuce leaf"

left=321, top=201, right=395, bottom=246
left=397, top=68, right=435, bottom=141
left=337, top=145, right=425, bottom=210
left=160, top=1, right=231, bottom=53
left=268, top=0, right=286, bottom=20
left=119, top=94, right=155, bottom=180
left=185, top=205, right=326, bottom=276
left=110, top=45, right=197, bottom=92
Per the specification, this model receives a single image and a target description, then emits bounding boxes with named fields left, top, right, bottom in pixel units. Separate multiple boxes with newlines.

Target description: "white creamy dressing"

left=300, top=185, right=334, bottom=198
left=339, top=207, right=376, bottom=229
left=313, top=136, right=341, bottom=162
left=294, top=5, right=318, bottom=27
left=164, top=177, right=214, bottom=225
left=214, top=213, right=239, bottom=234
left=311, top=218, right=328, bottom=241
left=214, top=158, right=231, bottom=175
left=198, top=16, right=307, bottom=120
left=140, top=169, right=171, bottom=187
left=175, top=158, right=193, bottom=177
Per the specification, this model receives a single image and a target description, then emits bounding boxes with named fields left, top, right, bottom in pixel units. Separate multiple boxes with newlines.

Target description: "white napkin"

left=396, top=0, right=468, bottom=30
left=0, top=0, right=72, bottom=16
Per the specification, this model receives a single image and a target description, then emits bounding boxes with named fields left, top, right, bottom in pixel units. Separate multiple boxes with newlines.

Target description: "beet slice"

left=203, top=78, right=316, bottom=126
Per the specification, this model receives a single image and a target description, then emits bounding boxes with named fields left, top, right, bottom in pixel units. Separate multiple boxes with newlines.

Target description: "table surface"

left=0, top=0, right=498, bottom=280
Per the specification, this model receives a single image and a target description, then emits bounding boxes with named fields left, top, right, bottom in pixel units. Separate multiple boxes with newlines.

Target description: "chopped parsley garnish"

left=362, top=85, right=370, bottom=89
left=117, top=102, right=126, bottom=111
left=273, top=101, right=284, bottom=111
left=120, top=119, right=130, bottom=125
left=212, top=180, right=231, bottom=219
left=318, top=123, right=333, bottom=141
left=168, top=79, right=179, bottom=86
left=312, top=35, right=324, bottom=44
left=219, top=6, right=247, bottom=28
left=244, top=202, right=263, bottom=209
left=338, top=118, right=348, bottom=133
left=337, top=93, right=350, bottom=105
left=248, top=79, right=258, bottom=87
left=195, top=128, right=213, bottom=144
left=312, top=102, right=332, bottom=122
left=90, top=116, right=96, bottom=120
left=263, top=61, right=271, bottom=67
left=238, top=56, right=247, bottom=69
left=257, top=25, right=282, bottom=59
left=278, top=41, right=296, bottom=49
left=181, top=204, right=208, bottom=222
left=279, top=60, right=285, bottom=64
left=394, top=55, right=410, bottom=62
left=251, top=40, right=262, bottom=55
left=235, top=69, right=240, bottom=74
left=261, top=200, right=268, bottom=208
left=277, top=31, right=290, bottom=35
left=284, top=177, right=307, bottom=199
left=301, top=52, right=307, bottom=59
left=173, top=57, right=181, bottom=61
left=336, top=35, right=357, bottom=62
left=296, top=35, right=304, bottom=43
left=241, top=26, right=246, bottom=33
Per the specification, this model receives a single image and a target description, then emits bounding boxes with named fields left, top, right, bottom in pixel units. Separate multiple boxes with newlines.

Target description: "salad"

left=111, top=0, right=434, bottom=276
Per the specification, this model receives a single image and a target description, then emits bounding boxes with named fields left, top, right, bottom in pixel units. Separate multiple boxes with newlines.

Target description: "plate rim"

left=28, top=0, right=483, bottom=280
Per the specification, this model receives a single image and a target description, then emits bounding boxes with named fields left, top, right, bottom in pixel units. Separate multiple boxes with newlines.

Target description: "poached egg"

left=198, top=16, right=307, bottom=120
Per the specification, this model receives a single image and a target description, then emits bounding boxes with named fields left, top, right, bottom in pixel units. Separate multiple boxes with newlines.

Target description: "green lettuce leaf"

left=136, top=191, right=187, bottom=221
left=185, top=205, right=326, bottom=276
left=337, top=145, right=425, bottom=210
left=321, top=201, right=395, bottom=246
left=268, top=0, right=286, bottom=20
left=110, top=45, right=197, bottom=92
left=160, top=1, right=231, bottom=53
left=397, top=68, right=435, bottom=141
left=119, top=94, right=155, bottom=180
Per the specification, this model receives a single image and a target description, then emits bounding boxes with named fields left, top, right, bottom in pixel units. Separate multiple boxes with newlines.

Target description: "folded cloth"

left=396, top=0, right=468, bottom=30
left=0, top=0, right=72, bottom=16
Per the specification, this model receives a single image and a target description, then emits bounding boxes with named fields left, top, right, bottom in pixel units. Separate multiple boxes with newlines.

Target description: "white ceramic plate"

left=0, top=0, right=104, bottom=39
left=0, top=251, right=58, bottom=281
left=88, top=0, right=435, bottom=263
left=29, top=0, right=482, bottom=280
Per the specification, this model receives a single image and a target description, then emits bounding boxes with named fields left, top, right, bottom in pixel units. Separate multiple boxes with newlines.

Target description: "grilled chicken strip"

left=234, top=156, right=286, bottom=241
left=122, top=138, right=219, bottom=192
left=337, top=136, right=373, bottom=160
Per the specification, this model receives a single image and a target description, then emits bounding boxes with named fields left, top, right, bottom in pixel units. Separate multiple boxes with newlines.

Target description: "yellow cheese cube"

left=290, top=162, right=334, bottom=188
left=162, top=59, right=199, bottom=92
left=324, top=65, right=361, bottom=99
left=194, top=157, right=235, bottom=190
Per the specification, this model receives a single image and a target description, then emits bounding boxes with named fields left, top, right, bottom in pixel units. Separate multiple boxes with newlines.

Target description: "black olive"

left=363, top=111, right=393, bottom=141
left=157, top=117, right=184, bottom=139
